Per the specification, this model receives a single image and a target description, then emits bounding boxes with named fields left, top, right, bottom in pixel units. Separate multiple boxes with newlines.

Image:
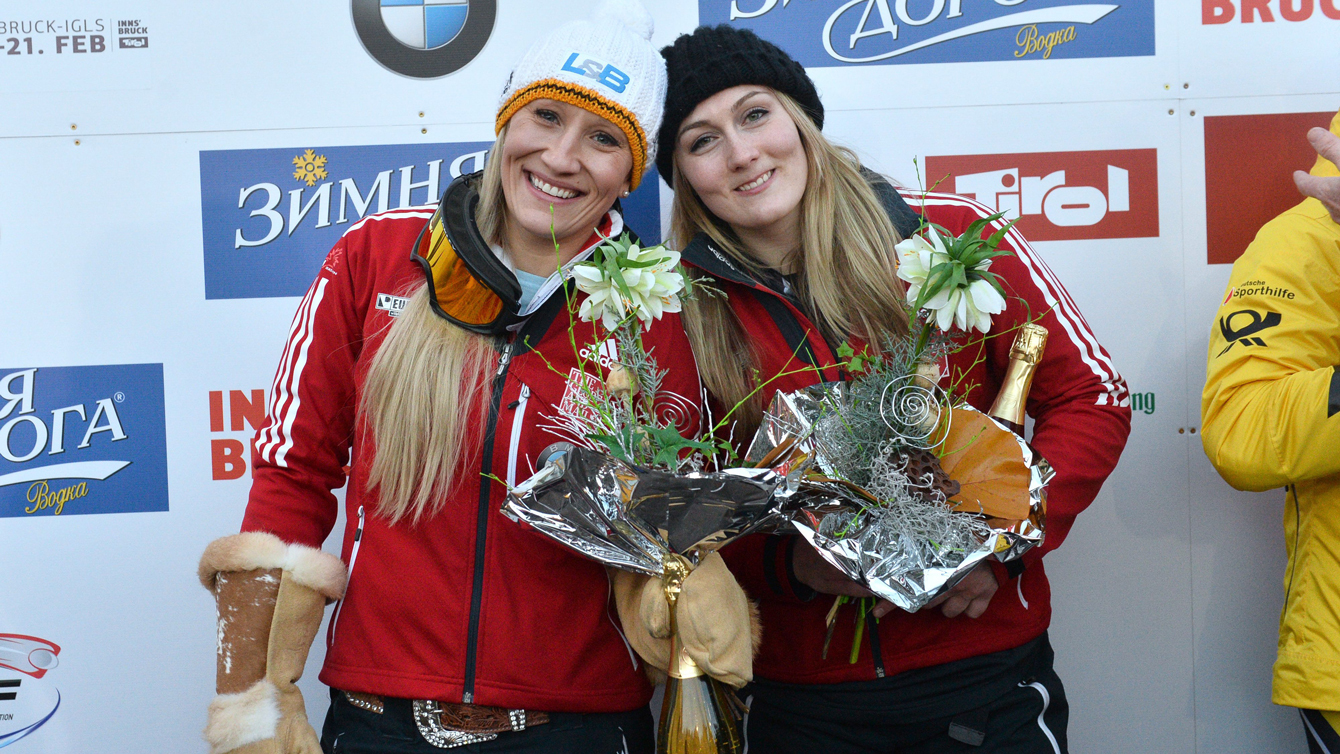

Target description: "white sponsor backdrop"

left=0, top=1, right=1335, bottom=752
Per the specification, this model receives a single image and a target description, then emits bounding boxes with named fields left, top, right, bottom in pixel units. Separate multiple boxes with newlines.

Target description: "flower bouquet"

left=501, top=232, right=795, bottom=754
left=740, top=214, right=1054, bottom=657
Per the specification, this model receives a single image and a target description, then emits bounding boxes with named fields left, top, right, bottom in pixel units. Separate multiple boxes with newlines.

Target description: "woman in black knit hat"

left=662, top=24, right=1131, bottom=754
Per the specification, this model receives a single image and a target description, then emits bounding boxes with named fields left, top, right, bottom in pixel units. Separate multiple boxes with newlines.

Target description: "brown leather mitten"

left=200, top=532, right=346, bottom=754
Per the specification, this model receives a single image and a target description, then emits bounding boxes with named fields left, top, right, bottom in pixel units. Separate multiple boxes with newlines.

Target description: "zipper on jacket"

left=506, top=384, right=531, bottom=488
left=327, top=505, right=365, bottom=649
left=462, top=340, right=515, bottom=704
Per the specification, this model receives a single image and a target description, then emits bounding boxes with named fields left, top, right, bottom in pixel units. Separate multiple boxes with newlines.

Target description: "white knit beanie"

left=495, top=0, right=667, bottom=190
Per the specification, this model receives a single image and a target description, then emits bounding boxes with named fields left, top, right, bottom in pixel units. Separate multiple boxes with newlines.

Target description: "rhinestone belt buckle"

left=411, top=701, right=531, bottom=749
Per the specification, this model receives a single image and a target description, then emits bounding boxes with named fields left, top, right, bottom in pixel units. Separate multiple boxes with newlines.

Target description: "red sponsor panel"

left=1204, top=111, right=1333, bottom=264
left=1203, top=0, right=1340, bottom=24
left=924, top=149, right=1160, bottom=241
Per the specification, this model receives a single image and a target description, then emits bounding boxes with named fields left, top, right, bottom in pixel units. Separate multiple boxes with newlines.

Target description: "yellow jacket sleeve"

left=1201, top=199, right=1340, bottom=491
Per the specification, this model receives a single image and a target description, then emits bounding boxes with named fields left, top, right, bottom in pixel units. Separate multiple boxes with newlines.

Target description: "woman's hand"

left=791, top=537, right=874, bottom=597
left=794, top=541, right=999, bottom=620
left=1294, top=127, right=1340, bottom=224
left=922, top=564, right=999, bottom=619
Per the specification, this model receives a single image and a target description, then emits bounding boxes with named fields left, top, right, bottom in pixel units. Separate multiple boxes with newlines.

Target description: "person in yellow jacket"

left=1202, top=108, right=1340, bottom=751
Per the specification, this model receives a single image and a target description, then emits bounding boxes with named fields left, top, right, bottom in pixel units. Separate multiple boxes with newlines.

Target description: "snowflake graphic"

left=292, top=149, right=328, bottom=186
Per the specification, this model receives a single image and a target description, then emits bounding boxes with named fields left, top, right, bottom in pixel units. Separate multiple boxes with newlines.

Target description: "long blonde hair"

left=359, top=129, right=508, bottom=525
left=674, top=91, right=910, bottom=433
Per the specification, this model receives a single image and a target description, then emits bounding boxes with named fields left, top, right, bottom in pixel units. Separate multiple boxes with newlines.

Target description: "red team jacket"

left=687, top=187, right=1132, bottom=685
left=240, top=204, right=703, bottom=712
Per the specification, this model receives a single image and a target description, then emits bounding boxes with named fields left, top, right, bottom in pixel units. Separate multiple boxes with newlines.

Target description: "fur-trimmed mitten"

left=199, top=532, right=347, bottom=754
left=612, top=552, right=761, bottom=688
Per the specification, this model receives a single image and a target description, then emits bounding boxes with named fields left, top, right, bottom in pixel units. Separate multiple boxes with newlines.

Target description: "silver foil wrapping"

left=750, top=385, right=1053, bottom=612
left=502, top=444, right=801, bottom=572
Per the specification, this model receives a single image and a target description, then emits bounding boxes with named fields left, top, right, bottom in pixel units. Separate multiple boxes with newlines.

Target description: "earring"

left=621, top=191, right=630, bottom=197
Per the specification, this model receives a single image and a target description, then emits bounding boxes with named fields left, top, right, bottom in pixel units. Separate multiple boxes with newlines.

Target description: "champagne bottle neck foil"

left=989, top=323, right=1048, bottom=434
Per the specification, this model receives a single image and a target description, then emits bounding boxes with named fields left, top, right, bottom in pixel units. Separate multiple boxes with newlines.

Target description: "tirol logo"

left=352, top=0, right=495, bottom=78
left=925, top=149, right=1160, bottom=241
left=702, top=0, right=1154, bottom=67
left=0, top=635, right=62, bottom=747
left=1217, top=309, right=1282, bottom=356
left=0, top=365, right=168, bottom=519
left=201, top=142, right=665, bottom=299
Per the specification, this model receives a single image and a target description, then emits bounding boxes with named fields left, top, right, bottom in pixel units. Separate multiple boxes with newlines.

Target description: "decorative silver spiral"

left=656, top=389, right=699, bottom=434
left=879, top=375, right=948, bottom=449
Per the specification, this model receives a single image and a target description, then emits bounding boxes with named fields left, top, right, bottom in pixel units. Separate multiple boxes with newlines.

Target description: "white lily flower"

left=896, top=224, right=1007, bottom=334
left=573, top=240, right=686, bottom=331
left=894, top=229, right=950, bottom=307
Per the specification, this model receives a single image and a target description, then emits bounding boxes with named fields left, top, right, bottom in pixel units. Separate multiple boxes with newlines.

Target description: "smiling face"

left=674, top=86, right=809, bottom=257
left=499, top=98, right=634, bottom=264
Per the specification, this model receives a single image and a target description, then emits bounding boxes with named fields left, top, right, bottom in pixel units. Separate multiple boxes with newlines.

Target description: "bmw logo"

left=353, top=0, right=496, bottom=79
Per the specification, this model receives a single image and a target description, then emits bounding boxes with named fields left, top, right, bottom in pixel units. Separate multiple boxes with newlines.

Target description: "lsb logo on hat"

left=352, top=0, right=496, bottom=78
left=924, top=149, right=1160, bottom=241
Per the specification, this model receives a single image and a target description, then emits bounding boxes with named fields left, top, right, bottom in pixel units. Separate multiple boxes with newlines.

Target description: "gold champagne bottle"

left=988, top=323, right=1049, bottom=436
left=656, top=558, right=744, bottom=754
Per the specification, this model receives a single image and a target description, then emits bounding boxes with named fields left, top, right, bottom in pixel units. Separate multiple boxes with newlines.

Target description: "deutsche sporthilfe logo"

left=352, top=0, right=496, bottom=78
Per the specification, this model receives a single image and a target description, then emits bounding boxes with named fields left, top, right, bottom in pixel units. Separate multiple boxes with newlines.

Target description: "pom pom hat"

left=496, top=0, right=667, bottom=191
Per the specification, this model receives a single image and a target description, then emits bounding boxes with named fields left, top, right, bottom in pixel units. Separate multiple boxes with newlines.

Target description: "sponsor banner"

left=1202, top=0, right=1340, bottom=24
left=200, top=142, right=664, bottom=300
left=1204, top=111, right=1334, bottom=264
left=925, top=148, right=1159, bottom=241
left=701, top=0, right=1155, bottom=67
left=352, top=0, right=496, bottom=78
left=0, top=364, right=168, bottom=518
left=0, top=634, right=62, bottom=747
left=0, top=11, right=150, bottom=93
left=208, top=389, right=268, bottom=481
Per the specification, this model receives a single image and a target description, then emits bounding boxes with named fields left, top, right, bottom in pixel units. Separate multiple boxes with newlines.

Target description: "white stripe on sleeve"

left=257, top=281, right=318, bottom=461
left=274, top=277, right=330, bottom=467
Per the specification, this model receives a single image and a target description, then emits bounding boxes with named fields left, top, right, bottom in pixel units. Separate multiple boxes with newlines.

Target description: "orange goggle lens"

left=419, top=217, right=506, bottom=327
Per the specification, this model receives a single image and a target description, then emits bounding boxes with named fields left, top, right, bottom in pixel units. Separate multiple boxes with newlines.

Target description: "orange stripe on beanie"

left=496, top=79, right=648, bottom=190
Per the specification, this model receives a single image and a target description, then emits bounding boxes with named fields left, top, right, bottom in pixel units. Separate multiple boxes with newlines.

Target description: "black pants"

left=319, top=689, right=655, bottom=754
left=1302, top=709, right=1340, bottom=754
left=744, top=636, right=1068, bottom=753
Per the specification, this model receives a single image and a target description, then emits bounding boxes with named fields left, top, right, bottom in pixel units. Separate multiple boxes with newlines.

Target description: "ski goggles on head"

left=411, top=173, right=525, bottom=336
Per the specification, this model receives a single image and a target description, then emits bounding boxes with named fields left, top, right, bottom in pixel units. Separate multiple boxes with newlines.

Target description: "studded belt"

left=343, top=691, right=550, bottom=749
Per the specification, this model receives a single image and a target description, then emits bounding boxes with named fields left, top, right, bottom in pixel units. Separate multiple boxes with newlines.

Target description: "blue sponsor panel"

left=701, top=0, right=1155, bottom=67
left=0, top=364, right=168, bottom=518
left=201, top=142, right=662, bottom=300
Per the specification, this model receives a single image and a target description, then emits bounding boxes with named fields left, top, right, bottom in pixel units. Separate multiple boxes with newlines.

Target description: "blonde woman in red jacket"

left=194, top=4, right=722, bottom=753
left=657, top=26, right=1132, bottom=753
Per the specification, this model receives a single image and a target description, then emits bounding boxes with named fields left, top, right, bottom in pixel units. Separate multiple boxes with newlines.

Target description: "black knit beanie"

left=657, top=25, right=824, bottom=186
